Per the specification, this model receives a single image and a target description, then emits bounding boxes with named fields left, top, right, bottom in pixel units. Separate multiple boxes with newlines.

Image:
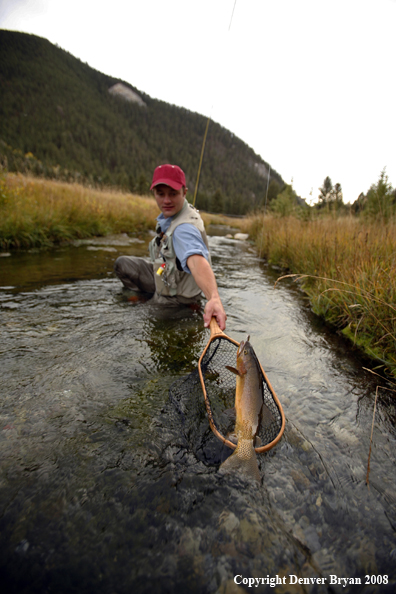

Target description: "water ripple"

left=0, top=235, right=395, bottom=592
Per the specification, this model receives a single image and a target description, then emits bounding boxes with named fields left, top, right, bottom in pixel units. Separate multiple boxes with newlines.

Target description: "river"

left=0, top=229, right=395, bottom=593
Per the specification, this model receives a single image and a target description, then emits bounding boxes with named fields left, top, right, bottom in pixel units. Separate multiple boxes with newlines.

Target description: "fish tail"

left=219, top=439, right=261, bottom=482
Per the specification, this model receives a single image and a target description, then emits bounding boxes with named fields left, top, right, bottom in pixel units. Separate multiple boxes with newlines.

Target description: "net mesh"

left=169, top=336, right=283, bottom=449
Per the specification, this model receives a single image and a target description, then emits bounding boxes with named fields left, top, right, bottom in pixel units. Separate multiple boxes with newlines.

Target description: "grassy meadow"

left=0, top=173, right=162, bottom=248
left=1, top=172, right=395, bottom=377
left=247, top=213, right=396, bottom=378
left=0, top=173, right=240, bottom=249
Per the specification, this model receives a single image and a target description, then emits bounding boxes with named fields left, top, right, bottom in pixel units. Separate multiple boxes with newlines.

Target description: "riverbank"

left=0, top=173, right=240, bottom=249
left=2, top=172, right=395, bottom=378
left=247, top=212, right=396, bottom=378
left=0, top=173, right=160, bottom=249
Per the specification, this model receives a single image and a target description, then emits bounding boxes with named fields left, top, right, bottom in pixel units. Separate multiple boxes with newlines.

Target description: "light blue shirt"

left=157, top=215, right=209, bottom=273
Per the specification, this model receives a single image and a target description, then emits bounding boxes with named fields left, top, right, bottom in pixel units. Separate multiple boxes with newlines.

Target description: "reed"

left=0, top=173, right=161, bottom=249
left=247, top=213, right=396, bottom=377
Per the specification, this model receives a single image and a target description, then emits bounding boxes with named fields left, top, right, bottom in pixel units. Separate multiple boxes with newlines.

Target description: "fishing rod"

left=192, top=116, right=210, bottom=207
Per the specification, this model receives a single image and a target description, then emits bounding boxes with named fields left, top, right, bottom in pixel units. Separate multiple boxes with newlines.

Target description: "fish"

left=219, top=336, right=265, bottom=481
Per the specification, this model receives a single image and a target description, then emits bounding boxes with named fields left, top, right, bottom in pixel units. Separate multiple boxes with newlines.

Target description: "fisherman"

left=114, top=164, right=227, bottom=330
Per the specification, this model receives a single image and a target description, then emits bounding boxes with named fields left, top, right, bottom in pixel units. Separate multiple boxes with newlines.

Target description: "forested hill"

left=0, top=29, right=285, bottom=215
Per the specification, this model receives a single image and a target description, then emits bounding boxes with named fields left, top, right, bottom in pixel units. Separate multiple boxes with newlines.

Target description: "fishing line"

left=192, top=0, right=238, bottom=208
left=228, top=0, right=238, bottom=31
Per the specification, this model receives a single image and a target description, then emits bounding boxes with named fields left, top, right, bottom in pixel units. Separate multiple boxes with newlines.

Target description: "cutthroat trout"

left=220, top=337, right=264, bottom=481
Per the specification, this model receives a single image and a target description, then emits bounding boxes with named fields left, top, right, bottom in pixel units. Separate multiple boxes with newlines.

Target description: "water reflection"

left=0, top=233, right=150, bottom=291
left=141, top=305, right=206, bottom=374
left=0, top=232, right=395, bottom=593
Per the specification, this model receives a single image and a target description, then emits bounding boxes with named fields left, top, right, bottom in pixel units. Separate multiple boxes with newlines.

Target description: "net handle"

left=198, top=317, right=285, bottom=453
left=208, top=316, right=228, bottom=339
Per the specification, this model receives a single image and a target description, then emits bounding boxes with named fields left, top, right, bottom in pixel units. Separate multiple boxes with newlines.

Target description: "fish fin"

left=219, top=439, right=261, bottom=482
left=226, top=432, right=238, bottom=445
left=225, top=365, right=240, bottom=376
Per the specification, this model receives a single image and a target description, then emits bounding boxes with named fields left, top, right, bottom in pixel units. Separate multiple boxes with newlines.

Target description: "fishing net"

left=169, top=332, right=285, bottom=453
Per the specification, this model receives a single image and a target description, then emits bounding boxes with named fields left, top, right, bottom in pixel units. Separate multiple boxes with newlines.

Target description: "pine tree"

left=317, top=176, right=333, bottom=208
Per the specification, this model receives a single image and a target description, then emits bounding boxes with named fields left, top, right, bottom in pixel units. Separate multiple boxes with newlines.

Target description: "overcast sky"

left=1, top=0, right=395, bottom=204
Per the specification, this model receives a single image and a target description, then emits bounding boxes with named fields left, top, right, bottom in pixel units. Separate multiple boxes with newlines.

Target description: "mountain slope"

left=0, top=29, right=284, bottom=214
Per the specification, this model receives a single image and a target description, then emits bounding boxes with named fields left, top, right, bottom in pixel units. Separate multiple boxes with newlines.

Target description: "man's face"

left=153, top=184, right=187, bottom=218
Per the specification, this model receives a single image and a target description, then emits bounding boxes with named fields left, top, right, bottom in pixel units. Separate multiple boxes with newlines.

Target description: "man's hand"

left=203, top=296, right=227, bottom=331
left=186, top=255, right=227, bottom=330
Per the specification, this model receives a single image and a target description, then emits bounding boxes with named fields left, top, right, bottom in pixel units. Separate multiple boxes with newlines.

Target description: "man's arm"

left=186, top=254, right=227, bottom=330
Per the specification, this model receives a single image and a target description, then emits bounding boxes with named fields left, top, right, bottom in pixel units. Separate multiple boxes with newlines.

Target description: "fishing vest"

left=148, top=199, right=211, bottom=298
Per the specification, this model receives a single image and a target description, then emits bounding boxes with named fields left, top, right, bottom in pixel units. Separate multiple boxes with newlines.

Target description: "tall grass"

left=247, top=213, right=396, bottom=377
left=5, top=172, right=393, bottom=374
left=0, top=173, right=160, bottom=249
left=0, top=173, right=242, bottom=249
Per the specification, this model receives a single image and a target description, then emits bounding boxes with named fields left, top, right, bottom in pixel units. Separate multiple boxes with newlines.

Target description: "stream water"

left=0, top=230, right=395, bottom=594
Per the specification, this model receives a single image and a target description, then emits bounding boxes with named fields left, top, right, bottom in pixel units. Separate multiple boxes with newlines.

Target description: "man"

left=114, top=164, right=227, bottom=330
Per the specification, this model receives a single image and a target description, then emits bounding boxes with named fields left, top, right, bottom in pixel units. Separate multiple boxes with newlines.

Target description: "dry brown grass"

left=247, top=212, right=396, bottom=377
left=0, top=173, right=160, bottom=248
left=0, top=173, right=246, bottom=250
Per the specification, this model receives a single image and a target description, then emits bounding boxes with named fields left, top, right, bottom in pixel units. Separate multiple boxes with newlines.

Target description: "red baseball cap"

left=150, top=164, right=186, bottom=190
